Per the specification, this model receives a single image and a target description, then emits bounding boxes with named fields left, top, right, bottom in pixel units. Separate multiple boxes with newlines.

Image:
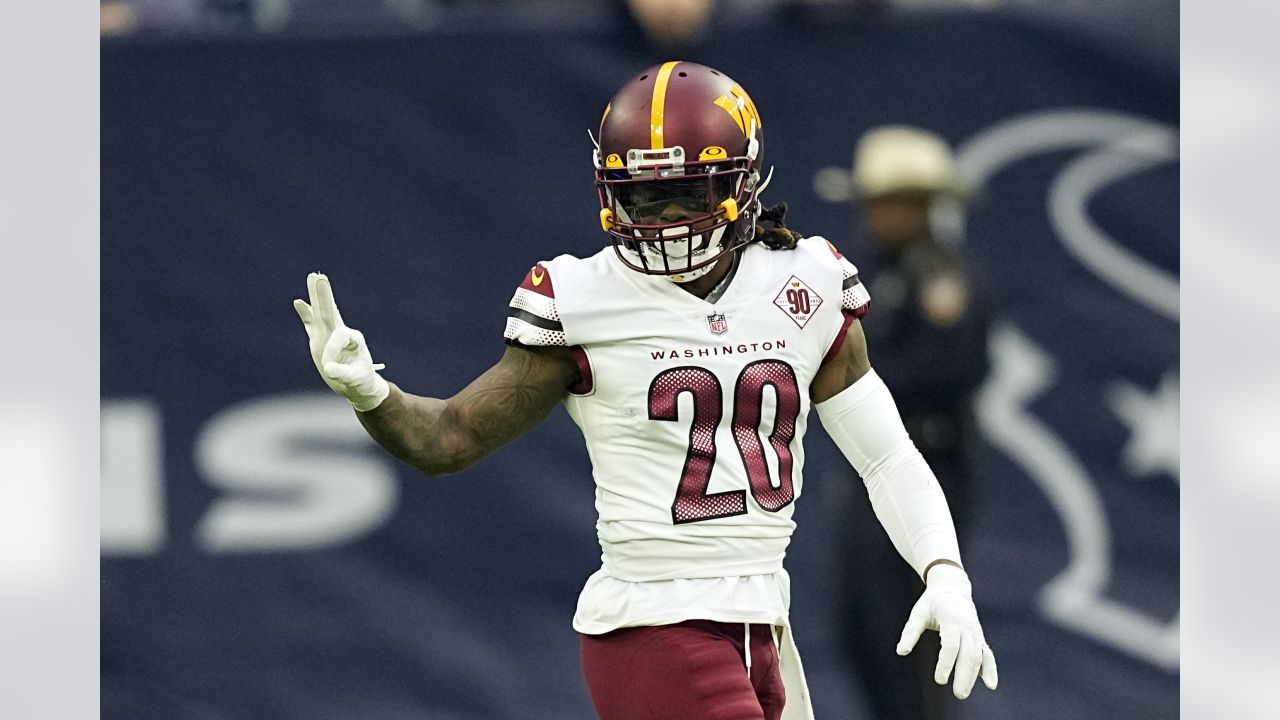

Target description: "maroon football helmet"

left=593, top=61, right=766, bottom=282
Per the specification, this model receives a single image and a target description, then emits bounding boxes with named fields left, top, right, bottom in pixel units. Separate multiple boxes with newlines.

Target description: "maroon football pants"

left=580, top=620, right=786, bottom=720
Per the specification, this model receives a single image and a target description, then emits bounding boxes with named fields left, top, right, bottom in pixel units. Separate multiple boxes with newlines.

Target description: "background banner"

left=102, top=10, right=1178, bottom=718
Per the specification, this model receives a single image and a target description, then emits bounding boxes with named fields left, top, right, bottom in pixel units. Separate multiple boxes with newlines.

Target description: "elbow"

left=371, top=421, right=478, bottom=477
left=415, top=459, right=468, bottom=477
left=414, top=461, right=455, bottom=478
left=861, top=438, right=927, bottom=489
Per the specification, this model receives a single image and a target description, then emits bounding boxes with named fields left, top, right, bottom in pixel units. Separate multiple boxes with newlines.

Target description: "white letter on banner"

left=101, top=399, right=166, bottom=555
left=195, top=392, right=398, bottom=552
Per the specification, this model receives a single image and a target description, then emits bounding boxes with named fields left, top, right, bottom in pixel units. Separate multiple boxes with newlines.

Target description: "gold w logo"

left=714, top=85, right=762, bottom=136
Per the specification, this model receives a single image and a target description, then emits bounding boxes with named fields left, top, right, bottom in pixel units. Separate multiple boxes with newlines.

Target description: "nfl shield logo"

left=706, top=312, right=728, bottom=335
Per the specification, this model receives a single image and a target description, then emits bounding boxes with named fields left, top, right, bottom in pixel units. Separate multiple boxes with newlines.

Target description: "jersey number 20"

left=648, top=360, right=800, bottom=524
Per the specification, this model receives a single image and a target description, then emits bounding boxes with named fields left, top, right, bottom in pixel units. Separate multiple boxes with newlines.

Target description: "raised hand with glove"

left=292, top=272, right=390, bottom=412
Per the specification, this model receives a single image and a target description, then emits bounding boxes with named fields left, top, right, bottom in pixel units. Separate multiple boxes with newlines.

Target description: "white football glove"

left=897, top=564, right=999, bottom=700
left=292, top=272, right=390, bottom=412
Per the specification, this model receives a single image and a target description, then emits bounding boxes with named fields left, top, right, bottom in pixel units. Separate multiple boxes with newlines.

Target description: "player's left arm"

left=811, top=316, right=872, bottom=402
left=812, top=317, right=998, bottom=699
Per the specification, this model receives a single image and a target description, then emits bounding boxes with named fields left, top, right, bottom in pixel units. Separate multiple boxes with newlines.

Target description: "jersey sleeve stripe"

left=838, top=255, right=872, bottom=315
left=843, top=284, right=871, bottom=315
left=511, top=286, right=560, bottom=321
left=507, top=307, right=564, bottom=331
left=504, top=261, right=565, bottom=347
left=503, top=317, right=567, bottom=346
left=823, top=309, right=857, bottom=365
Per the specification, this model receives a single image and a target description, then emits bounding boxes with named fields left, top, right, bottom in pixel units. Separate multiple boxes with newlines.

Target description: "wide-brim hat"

left=812, top=125, right=978, bottom=204
left=851, top=125, right=973, bottom=200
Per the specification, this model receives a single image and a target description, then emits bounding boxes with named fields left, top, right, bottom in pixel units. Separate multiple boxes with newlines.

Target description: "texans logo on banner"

left=956, top=109, right=1180, bottom=671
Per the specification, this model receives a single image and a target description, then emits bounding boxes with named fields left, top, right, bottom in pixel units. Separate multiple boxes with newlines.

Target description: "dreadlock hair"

left=754, top=202, right=802, bottom=250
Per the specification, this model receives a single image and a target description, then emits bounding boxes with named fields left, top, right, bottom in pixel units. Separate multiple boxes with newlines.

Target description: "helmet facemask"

left=591, top=61, right=767, bottom=281
left=596, top=145, right=760, bottom=283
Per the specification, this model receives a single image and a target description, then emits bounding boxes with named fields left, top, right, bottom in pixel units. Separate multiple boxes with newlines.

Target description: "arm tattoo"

left=454, top=346, right=571, bottom=447
left=357, top=345, right=577, bottom=476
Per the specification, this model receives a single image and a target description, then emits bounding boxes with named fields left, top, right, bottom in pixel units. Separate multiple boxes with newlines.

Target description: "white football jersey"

left=504, top=236, right=870, bottom=591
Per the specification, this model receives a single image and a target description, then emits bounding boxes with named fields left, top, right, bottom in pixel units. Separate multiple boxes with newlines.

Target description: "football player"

left=294, top=61, right=997, bottom=720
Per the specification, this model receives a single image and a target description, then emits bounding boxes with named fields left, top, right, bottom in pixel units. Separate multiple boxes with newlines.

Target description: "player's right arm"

left=358, top=345, right=576, bottom=475
left=293, top=272, right=578, bottom=476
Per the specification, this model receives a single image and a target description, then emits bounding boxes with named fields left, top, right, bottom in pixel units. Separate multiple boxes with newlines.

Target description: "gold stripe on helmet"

left=650, top=61, right=679, bottom=149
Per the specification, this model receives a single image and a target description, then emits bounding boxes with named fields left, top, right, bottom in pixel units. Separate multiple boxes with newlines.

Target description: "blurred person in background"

left=618, top=0, right=796, bottom=56
left=294, top=64, right=996, bottom=720
left=100, top=0, right=206, bottom=34
left=831, top=125, right=993, bottom=720
left=624, top=0, right=716, bottom=52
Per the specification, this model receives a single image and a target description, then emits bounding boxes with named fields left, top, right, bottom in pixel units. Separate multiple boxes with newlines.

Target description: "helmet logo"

left=713, top=85, right=763, bottom=137
left=699, top=146, right=727, bottom=161
left=605, top=153, right=624, bottom=168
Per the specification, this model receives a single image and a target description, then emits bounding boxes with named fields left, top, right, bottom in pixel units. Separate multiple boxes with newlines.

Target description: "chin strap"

left=587, top=128, right=601, bottom=169
left=742, top=165, right=779, bottom=247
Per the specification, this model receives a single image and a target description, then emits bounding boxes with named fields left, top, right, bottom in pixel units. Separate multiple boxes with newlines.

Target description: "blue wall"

left=101, top=10, right=1178, bottom=719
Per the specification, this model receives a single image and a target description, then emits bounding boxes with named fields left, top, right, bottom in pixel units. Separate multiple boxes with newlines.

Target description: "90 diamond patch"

left=773, top=275, right=823, bottom=328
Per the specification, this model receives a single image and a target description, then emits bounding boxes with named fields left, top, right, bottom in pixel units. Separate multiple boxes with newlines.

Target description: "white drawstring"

left=744, top=623, right=752, bottom=678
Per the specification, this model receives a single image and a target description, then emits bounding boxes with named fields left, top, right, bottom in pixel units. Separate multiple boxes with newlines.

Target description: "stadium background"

left=100, top=2, right=1178, bottom=718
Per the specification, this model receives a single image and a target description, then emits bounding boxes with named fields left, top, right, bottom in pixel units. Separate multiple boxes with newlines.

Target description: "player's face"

left=863, top=192, right=932, bottom=250
left=600, top=165, right=746, bottom=277
left=615, top=174, right=736, bottom=227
